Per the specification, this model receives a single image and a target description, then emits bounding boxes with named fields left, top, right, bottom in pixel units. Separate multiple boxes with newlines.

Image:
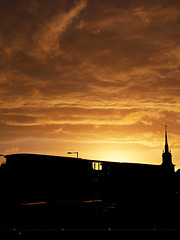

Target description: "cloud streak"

left=30, top=0, right=87, bottom=60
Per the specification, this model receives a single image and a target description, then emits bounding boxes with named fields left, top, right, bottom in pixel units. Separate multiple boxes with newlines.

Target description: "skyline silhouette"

left=0, top=127, right=180, bottom=230
left=0, top=127, right=180, bottom=239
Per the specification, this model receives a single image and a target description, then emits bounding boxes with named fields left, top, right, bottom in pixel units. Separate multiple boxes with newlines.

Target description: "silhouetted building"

left=0, top=127, right=180, bottom=230
left=0, top=126, right=176, bottom=204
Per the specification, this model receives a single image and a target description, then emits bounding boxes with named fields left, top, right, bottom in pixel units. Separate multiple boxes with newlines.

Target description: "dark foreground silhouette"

left=0, top=154, right=180, bottom=239
left=1, top=129, right=180, bottom=238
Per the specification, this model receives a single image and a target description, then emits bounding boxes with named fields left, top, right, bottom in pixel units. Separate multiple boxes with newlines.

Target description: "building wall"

left=0, top=153, right=176, bottom=203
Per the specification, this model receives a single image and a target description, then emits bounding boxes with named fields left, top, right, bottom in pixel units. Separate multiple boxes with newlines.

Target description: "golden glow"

left=0, top=1, right=180, bottom=170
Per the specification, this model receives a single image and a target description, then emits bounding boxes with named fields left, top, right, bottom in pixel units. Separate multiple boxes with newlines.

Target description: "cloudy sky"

left=0, top=0, right=180, bottom=168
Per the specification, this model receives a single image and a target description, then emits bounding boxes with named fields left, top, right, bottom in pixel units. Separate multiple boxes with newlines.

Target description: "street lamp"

left=67, top=152, right=78, bottom=159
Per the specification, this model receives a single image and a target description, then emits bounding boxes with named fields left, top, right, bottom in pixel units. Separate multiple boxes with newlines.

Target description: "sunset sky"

left=0, top=0, right=180, bottom=169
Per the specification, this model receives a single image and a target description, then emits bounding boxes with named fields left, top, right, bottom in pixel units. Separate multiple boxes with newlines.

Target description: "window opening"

left=92, top=162, right=102, bottom=170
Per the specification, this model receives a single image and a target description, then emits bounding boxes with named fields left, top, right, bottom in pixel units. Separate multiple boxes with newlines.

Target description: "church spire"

left=165, top=125, right=169, bottom=152
left=162, top=125, right=174, bottom=173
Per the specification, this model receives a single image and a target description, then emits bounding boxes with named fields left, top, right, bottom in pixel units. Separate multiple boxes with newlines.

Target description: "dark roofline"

left=4, top=153, right=160, bottom=167
left=4, top=153, right=67, bottom=158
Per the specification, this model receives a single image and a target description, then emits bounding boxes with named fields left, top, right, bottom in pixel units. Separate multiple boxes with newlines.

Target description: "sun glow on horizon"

left=79, top=145, right=162, bottom=166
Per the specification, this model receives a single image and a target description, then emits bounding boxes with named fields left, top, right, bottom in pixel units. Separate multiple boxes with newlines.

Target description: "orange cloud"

left=30, top=0, right=87, bottom=60
left=4, top=146, right=20, bottom=155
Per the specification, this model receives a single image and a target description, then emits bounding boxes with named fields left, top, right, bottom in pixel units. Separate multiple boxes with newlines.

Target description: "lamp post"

left=67, top=152, right=78, bottom=159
